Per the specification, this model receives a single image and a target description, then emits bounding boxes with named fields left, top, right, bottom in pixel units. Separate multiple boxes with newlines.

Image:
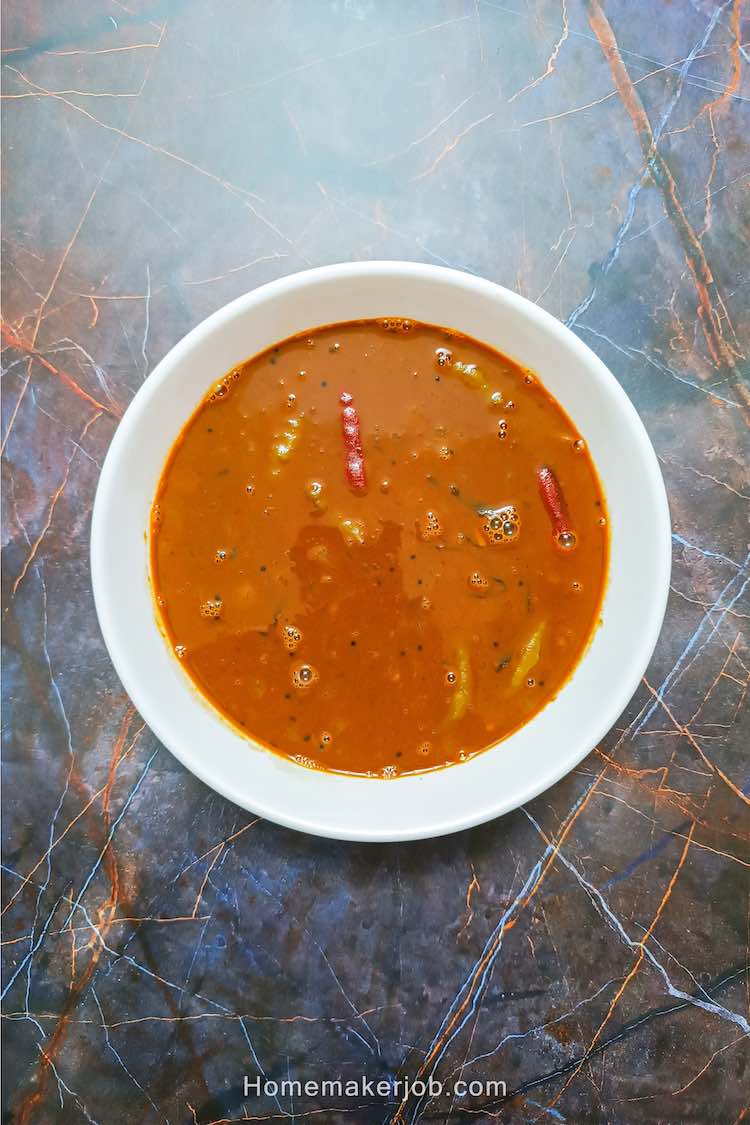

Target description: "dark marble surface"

left=2, top=1, right=749, bottom=1122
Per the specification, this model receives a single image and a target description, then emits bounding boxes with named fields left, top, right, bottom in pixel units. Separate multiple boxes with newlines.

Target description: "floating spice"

left=338, top=517, right=366, bottom=546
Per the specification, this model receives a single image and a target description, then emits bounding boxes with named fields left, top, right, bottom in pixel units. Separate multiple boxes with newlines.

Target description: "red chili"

left=339, top=391, right=367, bottom=492
left=537, top=466, right=574, bottom=543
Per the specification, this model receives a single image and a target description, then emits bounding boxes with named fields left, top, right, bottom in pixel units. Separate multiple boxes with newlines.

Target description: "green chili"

left=448, top=646, right=471, bottom=722
left=511, top=622, right=545, bottom=688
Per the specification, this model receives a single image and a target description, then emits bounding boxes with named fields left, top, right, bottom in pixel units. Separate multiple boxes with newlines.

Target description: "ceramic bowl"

left=91, top=262, right=671, bottom=841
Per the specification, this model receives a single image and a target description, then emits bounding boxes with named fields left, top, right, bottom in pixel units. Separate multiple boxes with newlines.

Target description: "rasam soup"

left=150, top=319, right=608, bottom=776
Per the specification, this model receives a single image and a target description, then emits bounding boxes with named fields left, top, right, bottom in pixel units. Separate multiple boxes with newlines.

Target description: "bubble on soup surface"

left=207, top=370, right=239, bottom=403
left=418, top=742, right=432, bottom=755
left=292, top=663, right=318, bottom=689
left=279, top=623, right=303, bottom=652
left=467, top=571, right=490, bottom=595
left=557, top=531, right=577, bottom=550
left=481, top=504, right=520, bottom=545
left=174, top=644, right=187, bottom=658
left=434, top=347, right=452, bottom=367
left=200, top=598, right=223, bottom=619
left=293, top=755, right=318, bottom=769
left=214, top=548, right=227, bottom=563
left=382, top=764, right=398, bottom=777
left=418, top=509, right=443, bottom=540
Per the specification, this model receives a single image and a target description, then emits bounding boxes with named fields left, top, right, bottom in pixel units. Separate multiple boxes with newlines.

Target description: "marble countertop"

left=2, top=2, right=748, bottom=1122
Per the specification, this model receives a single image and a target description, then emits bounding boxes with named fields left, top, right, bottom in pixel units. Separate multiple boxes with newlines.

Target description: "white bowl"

left=91, top=262, right=671, bottom=841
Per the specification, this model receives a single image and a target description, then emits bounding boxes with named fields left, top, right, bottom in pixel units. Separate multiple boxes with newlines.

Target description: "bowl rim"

left=91, top=260, right=672, bottom=841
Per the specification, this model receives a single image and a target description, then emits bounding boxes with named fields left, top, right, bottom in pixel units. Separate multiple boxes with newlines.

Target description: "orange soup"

left=150, top=319, right=608, bottom=776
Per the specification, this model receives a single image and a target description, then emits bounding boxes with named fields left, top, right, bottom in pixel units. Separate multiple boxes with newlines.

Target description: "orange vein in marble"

left=586, top=0, right=749, bottom=418
left=1, top=324, right=116, bottom=440
left=458, top=866, right=481, bottom=939
left=643, top=678, right=750, bottom=808
left=388, top=766, right=606, bottom=1123
left=547, top=821, right=696, bottom=1110
left=11, top=412, right=103, bottom=596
